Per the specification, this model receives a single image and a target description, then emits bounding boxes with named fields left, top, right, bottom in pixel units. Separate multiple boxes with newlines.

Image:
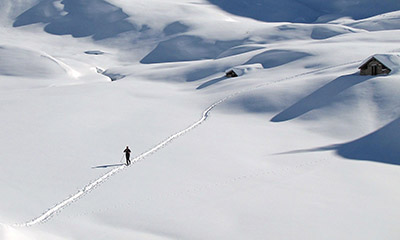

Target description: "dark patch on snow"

left=84, top=50, right=105, bottom=55
left=102, top=71, right=125, bottom=81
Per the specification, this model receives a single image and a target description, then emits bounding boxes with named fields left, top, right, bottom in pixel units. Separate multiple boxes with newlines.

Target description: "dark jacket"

left=124, top=148, right=131, bottom=155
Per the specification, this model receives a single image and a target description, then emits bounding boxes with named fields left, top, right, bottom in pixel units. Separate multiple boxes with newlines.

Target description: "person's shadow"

left=92, top=163, right=125, bottom=169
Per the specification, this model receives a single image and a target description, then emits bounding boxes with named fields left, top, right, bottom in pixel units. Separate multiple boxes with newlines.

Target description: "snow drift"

left=0, top=45, right=67, bottom=78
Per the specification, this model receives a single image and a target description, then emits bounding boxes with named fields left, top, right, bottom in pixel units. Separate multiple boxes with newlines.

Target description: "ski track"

left=13, top=60, right=361, bottom=227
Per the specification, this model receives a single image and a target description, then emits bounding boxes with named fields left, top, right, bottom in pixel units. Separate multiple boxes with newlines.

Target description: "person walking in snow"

left=124, top=146, right=131, bottom=165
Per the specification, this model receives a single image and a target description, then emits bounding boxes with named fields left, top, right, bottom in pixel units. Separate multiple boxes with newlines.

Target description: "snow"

left=0, top=0, right=400, bottom=239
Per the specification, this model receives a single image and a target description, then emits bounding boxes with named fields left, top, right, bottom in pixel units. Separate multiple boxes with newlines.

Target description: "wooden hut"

left=225, top=63, right=263, bottom=78
left=225, top=69, right=238, bottom=78
left=359, top=54, right=400, bottom=76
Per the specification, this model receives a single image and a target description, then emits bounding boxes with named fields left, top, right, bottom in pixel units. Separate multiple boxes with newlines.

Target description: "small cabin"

left=225, top=63, right=263, bottom=78
left=225, top=70, right=238, bottom=78
left=359, top=54, right=400, bottom=76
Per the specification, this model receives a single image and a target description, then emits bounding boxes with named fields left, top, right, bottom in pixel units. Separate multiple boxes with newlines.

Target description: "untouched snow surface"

left=0, top=0, right=400, bottom=239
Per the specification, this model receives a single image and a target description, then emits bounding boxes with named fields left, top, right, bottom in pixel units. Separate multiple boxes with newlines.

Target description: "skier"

left=124, top=146, right=131, bottom=165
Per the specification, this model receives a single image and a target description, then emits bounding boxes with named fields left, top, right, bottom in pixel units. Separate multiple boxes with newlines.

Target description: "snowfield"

left=0, top=0, right=399, bottom=239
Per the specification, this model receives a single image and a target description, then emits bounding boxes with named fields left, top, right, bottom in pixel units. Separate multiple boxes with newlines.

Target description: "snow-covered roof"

left=359, top=53, right=400, bottom=72
left=225, top=63, right=263, bottom=76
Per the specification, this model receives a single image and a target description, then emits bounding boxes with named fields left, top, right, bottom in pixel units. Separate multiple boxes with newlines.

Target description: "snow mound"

left=347, top=11, right=400, bottom=31
left=311, top=25, right=357, bottom=40
left=0, top=45, right=68, bottom=78
left=216, top=45, right=265, bottom=59
left=246, top=49, right=311, bottom=68
left=141, top=35, right=245, bottom=63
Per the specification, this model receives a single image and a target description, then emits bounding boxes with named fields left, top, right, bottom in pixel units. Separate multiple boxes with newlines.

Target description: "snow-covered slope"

left=0, top=0, right=399, bottom=239
left=208, top=0, right=400, bottom=23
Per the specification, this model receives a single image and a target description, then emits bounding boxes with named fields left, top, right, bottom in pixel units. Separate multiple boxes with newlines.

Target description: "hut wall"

left=360, top=59, right=390, bottom=75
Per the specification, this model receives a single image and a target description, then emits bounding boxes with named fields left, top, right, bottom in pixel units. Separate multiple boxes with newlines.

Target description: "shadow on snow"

left=207, top=0, right=400, bottom=23
left=13, top=0, right=136, bottom=40
left=271, top=73, right=372, bottom=122
left=92, top=163, right=125, bottom=169
left=277, top=117, right=400, bottom=166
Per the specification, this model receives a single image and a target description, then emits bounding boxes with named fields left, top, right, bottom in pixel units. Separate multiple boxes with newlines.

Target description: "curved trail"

left=14, top=60, right=361, bottom=227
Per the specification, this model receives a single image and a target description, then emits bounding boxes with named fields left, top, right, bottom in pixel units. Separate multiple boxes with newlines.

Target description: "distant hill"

left=208, top=0, right=400, bottom=23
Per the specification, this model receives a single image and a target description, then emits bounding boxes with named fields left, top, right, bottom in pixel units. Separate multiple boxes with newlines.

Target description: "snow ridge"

left=13, top=60, right=361, bottom=227
left=40, top=52, right=81, bottom=79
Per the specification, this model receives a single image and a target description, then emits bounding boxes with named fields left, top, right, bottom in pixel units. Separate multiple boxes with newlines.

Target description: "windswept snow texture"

left=208, top=0, right=400, bottom=23
left=13, top=0, right=136, bottom=40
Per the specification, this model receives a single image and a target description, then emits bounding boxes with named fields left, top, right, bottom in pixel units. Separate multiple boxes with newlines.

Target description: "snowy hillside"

left=0, top=0, right=399, bottom=239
